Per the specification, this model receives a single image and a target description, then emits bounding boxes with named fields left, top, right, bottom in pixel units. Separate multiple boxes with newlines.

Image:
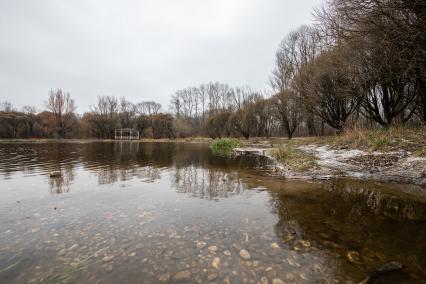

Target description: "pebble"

left=158, top=273, right=170, bottom=282
left=208, top=246, right=218, bottom=252
left=272, top=279, right=285, bottom=284
left=299, top=273, right=308, bottom=280
left=299, top=240, right=311, bottom=247
left=196, top=240, right=207, bottom=249
left=286, top=257, right=300, bottom=267
left=208, top=272, right=218, bottom=281
left=174, top=270, right=191, bottom=281
left=239, top=249, right=251, bottom=260
left=224, top=250, right=232, bottom=256
left=313, top=264, right=322, bottom=272
left=57, top=249, right=67, bottom=256
left=102, top=255, right=114, bottom=262
left=260, top=276, right=268, bottom=284
left=105, top=264, right=113, bottom=272
left=346, top=251, right=362, bottom=264
left=270, top=242, right=280, bottom=249
left=212, top=257, right=220, bottom=269
left=285, top=272, right=294, bottom=280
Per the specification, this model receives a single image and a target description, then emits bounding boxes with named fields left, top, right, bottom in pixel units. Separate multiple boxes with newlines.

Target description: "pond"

left=0, top=141, right=425, bottom=283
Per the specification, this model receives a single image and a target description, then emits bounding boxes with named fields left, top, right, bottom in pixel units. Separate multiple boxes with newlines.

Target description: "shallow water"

left=0, top=141, right=425, bottom=283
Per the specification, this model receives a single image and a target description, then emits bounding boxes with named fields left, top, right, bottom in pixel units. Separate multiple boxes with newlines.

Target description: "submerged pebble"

left=212, top=257, right=220, bottom=269
left=208, top=246, right=218, bottom=252
left=102, top=255, right=114, bottom=262
left=174, top=270, right=191, bottom=281
left=272, top=278, right=285, bottom=284
left=239, top=249, right=251, bottom=260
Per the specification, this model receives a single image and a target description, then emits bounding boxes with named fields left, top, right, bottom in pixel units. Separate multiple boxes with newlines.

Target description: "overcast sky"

left=0, top=0, right=322, bottom=113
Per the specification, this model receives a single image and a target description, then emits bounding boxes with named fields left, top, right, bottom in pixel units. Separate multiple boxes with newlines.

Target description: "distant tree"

left=273, top=25, right=323, bottom=135
left=119, top=97, right=137, bottom=128
left=135, top=114, right=151, bottom=138
left=22, top=105, right=37, bottom=114
left=137, top=101, right=162, bottom=116
left=228, top=106, right=256, bottom=139
left=272, top=90, right=302, bottom=139
left=46, top=89, right=77, bottom=138
left=90, top=96, right=119, bottom=139
left=0, top=111, right=36, bottom=138
left=0, top=101, right=15, bottom=112
left=206, top=111, right=231, bottom=139
left=252, top=98, right=275, bottom=138
left=297, top=47, right=361, bottom=132
left=152, top=113, right=175, bottom=139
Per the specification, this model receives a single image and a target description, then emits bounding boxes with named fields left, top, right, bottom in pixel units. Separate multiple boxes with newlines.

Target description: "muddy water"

left=0, top=141, right=425, bottom=283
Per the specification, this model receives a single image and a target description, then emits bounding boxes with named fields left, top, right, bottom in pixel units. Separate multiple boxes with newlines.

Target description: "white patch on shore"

left=298, top=145, right=367, bottom=171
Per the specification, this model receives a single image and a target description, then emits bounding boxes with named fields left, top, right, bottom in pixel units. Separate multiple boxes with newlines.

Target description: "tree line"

left=0, top=91, right=171, bottom=139
left=1, top=0, right=424, bottom=139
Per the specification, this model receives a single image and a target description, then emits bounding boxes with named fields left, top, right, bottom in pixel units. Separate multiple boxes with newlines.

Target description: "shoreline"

left=1, top=136, right=425, bottom=186
left=233, top=142, right=426, bottom=187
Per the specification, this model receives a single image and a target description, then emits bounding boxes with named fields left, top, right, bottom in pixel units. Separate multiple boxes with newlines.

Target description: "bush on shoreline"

left=211, top=138, right=241, bottom=157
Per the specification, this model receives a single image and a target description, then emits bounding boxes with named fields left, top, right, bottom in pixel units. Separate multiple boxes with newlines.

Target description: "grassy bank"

left=332, top=126, right=426, bottom=156
left=235, top=126, right=425, bottom=157
left=272, top=144, right=318, bottom=171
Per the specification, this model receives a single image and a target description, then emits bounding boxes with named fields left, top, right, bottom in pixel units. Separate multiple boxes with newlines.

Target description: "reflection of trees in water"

left=113, top=141, right=140, bottom=153
left=323, top=179, right=426, bottom=220
left=269, top=180, right=426, bottom=248
left=0, top=142, right=271, bottom=196
left=173, top=165, right=245, bottom=199
left=49, top=165, right=74, bottom=194
left=272, top=207, right=302, bottom=246
left=268, top=179, right=426, bottom=280
left=0, top=143, right=81, bottom=178
left=96, top=165, right=161, bottom=184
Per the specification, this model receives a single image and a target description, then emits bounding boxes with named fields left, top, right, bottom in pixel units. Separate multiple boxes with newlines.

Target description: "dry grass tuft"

left=272, top=144, right=318, bottom=171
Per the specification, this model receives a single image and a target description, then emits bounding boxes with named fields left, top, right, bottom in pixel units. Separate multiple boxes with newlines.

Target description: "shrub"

left=211, top=138, right=241, bottom=157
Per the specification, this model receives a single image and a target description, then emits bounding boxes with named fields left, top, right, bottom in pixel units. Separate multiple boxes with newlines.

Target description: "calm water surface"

left=0, top=141, right=425, bottom=283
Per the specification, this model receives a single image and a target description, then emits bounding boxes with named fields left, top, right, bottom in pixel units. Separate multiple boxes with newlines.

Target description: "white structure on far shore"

left=114, top=128, right=139, bottom=140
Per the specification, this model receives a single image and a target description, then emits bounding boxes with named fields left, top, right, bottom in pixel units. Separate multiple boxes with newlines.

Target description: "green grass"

left=211, top=138, right=241, bottom=157
left=272, top=144, right=318, bottom=171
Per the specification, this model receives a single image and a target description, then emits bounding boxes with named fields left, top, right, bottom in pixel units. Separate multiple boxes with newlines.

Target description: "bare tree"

left=0, top=101, right=15, bottom=112
left=273, top=25, right=323, bottom=135
left=137, top=101, right=162, bottom=116
left=90, top=96, right=119, bottom=138
left=315, top=0, right=424, bottom=126
left=272, top=90, right=302, bottom=139
left=119, top=97, right=137, bottom=128
left=22, top=105, right=37, bottom=114
left=301, top=47, right=361, bottom=131
left=46, top=89, right=77, bottom=138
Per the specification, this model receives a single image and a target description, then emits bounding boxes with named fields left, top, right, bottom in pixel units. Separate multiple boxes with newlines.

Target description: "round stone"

left=239, top=249, right=251, bottom=260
